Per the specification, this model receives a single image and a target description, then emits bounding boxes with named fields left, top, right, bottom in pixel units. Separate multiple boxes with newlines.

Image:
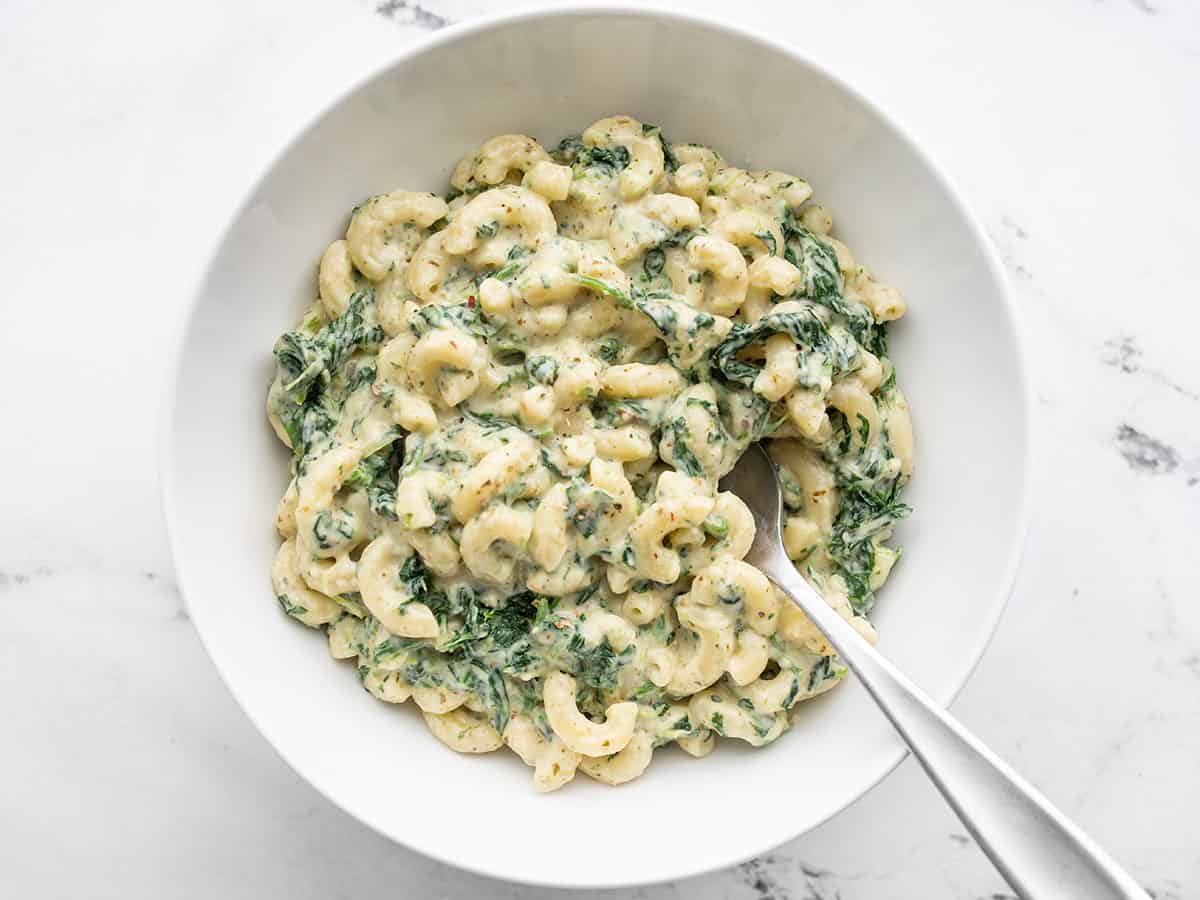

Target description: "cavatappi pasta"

left=266, top=115, right=914, bottom=791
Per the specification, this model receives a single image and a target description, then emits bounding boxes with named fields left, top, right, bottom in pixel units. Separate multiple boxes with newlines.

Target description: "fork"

left=720, top=444, right=1148, bottom=900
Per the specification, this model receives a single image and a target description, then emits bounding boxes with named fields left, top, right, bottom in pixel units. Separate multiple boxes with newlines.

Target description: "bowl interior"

left=164, top=7, right=1029, bottom=888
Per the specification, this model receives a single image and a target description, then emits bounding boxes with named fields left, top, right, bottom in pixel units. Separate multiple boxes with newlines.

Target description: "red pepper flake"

left=468, top=295, right=476, bottom=308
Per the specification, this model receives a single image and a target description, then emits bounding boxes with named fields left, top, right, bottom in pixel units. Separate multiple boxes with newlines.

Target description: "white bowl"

left=162, top=5, right=1031, bottom=888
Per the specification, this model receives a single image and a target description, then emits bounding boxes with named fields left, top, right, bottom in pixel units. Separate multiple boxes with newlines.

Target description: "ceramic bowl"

left=162, top=5, right=1031, bottom=887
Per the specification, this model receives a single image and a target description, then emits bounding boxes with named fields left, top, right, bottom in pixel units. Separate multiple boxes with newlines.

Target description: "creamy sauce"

left=266, top=115, right=914, bottom=791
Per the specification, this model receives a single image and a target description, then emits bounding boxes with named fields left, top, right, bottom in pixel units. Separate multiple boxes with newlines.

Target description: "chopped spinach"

left=591, top=397, right=652, bottom=428
left=525, top=355, right=560, bottom=385
left=274, top=288, right=380, bottom=398
left=827, top=478, right=910, bottom=614
left=592, top=336, right=624, bottom=364
left=637, top=298, right=678, bottom=337
left=344, top=430, right=404, bottom=521
left=550, top=134, right=583, bottom=164
left=461, top=407, right=523, bottom=434
left=713, top=308, right=839, bottom=387
left=755, top=231, right=778, bottom=256
left=577, top=144, right=630, bottom=175
left=661, top=416, right=704, bottom=477
left=569, top=273, right=632, bottom=304
left=642, top=247, right=666, bottom=281
left=271, top=290, right=385, bottom=464
left=642, top=123, right=679, bottom=171
left=410, top=302, right=503, bottom=339
left=553, top=133, right=631, bottom=174
left=807, top=655, right=842, bottom=691
left=572, top=636, right=635, bottom=693
left=782, top=216, right=882, bottom=354
left=277, top=594, right=308, bottom=617
left=483, top=592, right=540, bottom=648
left=398, top=554, right=429, bottom=597
left=565, top=480, right=613, bottom=538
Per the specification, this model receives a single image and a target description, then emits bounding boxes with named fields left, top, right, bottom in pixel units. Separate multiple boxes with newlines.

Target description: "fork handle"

left=766, top=561, right=1148, bottom=900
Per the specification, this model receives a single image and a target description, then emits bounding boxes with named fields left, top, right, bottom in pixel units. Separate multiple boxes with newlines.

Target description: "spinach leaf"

left=713, top=307, right=839, bottom=387
left=782, top=216, right=881, bottom=352
left=641, top=123, right=679, bottom=171
left=270, top=289, right=385, bottom=464
left=592, top=336, right=624, bottom=364
left=525, top=355, right=559, bottom=385
left=755, top=231, right=778, bottom=256
left=410, top=302, right=503, bottom=339
left=657, top=228, right=698, bottom=250
left=398, top=553, right=430, bottom=597
left=483, top=591, right=540, bottom=648
left=277, top=594, right=308, bottom=617
left=570, top=635, right=635, bottom=692
left=807, top=656, right=844, bottom=692
left=344, top=430, right=404, bottom=521
left=642, top=247, right=666, bottom=281
left=460, top=407, right=523, bottom=434
left=346, top=363, right=376, bottom=394
left=636, top=298, right=678, bottom=337
left=550, top=135, right=583, bottom=164
left=661, top=416, right=704, bottom=477
left=397, top=553, right=450, bottom=617
left=591, top=397, right=652, bottom=428
left=569, top=273, right=632, bottom=304
left=274, top=288, right=380, bottom=398
left=565, top=480, right=613, bottom=538
left=275, top=390, right=339, bottom=464
left=552, top=132, right=630, bottom=173
left=577, top=144, right=630, bottom=175
left=475, top=244, right=533, bottom=285
left=826, top=478, right=910, bottom=614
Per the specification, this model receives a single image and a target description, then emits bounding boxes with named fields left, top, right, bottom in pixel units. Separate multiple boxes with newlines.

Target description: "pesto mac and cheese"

left=266, top=116, right=914, bottom=791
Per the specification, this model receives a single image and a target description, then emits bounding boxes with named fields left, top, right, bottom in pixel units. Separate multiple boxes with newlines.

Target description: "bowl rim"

left=159, top=2, right=1035, bottom=888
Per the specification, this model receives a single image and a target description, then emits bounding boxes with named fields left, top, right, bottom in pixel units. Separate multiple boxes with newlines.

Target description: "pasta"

left=265, top=116, right=915, bottom=791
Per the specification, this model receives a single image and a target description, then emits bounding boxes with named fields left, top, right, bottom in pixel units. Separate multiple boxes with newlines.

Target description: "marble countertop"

left=3, top=0, right=1198, bottom=896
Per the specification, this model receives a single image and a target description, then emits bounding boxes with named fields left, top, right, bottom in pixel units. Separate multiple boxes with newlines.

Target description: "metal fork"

left=720, top=444, right=1147, bottom=900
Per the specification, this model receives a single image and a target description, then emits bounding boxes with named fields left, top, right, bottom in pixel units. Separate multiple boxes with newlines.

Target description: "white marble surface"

left=3, top=0, right=1198, bottom=896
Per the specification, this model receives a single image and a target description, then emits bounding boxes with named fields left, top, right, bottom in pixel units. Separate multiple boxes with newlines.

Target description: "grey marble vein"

left=990, top=217, right=1034, bottom=283
left=371, top=0, right=452, bottom=29
left=734, top=856, right=852, bottom=900
left=0, top=564, right=55, bottom=588
left=1114, top=424, right=1181, bottom=474
left=0, top=564, right=185, bottom=623
left=1180, top=653, right=1200, bottom=678
left=1100, top=336, right=1200, bottom=402
left=738, top=857, right=791, bottom=900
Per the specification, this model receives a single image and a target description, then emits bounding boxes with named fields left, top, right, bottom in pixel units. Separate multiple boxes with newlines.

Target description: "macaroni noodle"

left=265, top=116, right=915, bottom=791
